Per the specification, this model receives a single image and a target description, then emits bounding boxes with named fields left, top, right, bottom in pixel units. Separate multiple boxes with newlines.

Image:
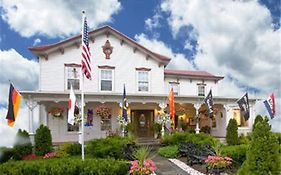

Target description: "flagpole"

left=81, top=11, right=86, bottom=161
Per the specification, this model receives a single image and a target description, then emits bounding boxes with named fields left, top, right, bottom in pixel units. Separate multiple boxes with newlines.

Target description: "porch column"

left=194, top=103, right=201, bottom=134
left=25, top=97, right=37, bottom=134
left=223, top=104, right=232, bottom=125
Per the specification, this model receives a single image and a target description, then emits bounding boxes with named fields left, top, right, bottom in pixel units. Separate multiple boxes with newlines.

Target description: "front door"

left=131, top=110, right=154, bottom=138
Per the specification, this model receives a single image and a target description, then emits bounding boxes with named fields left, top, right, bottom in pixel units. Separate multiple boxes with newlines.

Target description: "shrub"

left=87, top=136, right=133, bottom=159
left=158, top=145, right=178, bottom=158
left=56, top=143, right=81, bottom=158
left=34, top=125, right=52, bottom=156
left=200, top=126, right=211, bottom=134
left=13, top=129, right=32, bottom=160
left=0, top=157, right=130, bottom=175
left=238, top=134, right=251, bottom=145
left=0, top=147, right=13, bottom=163
left=238, top=117, right=280, bottom=175
left=220, top=144, right=248, bottom=164
left=161, top=132, right=218, bottom=147
left=226, top=119, right=238, bottom=145
left=22, top=153, right=37, bottom=160
left=253, top=115, right=263, bottom=131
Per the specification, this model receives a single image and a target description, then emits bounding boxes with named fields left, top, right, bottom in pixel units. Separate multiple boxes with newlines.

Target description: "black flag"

left=204, top=89, right=214, bottom=118
left=237, top=93, right=250, bottom=121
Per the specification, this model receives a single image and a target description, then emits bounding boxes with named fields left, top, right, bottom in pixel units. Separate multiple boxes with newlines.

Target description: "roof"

left=29, top=25, right=171, bottom=64
left=164, top=69, right=224, bottom=81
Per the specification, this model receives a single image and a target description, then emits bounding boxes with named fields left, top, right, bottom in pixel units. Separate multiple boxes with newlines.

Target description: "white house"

left=22, top=26, right=256, bottom=144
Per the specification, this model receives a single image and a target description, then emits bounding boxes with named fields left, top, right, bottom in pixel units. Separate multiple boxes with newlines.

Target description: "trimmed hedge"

left=220, top=144, right=248, bottom=164
left=87, top=136, right=133, bottom=159
left=161, top=132, right=218, bottom=147
left=35, top=125, right=52, bottom=156
left=158, top=145, right=178, bottom=158
left=226, top=119, right=239, bottom=145
left=0, top=157, right=130, bottom=175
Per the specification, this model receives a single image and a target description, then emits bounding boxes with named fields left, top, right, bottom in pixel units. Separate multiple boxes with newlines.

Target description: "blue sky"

left=0, top=0, right=280, bottom=146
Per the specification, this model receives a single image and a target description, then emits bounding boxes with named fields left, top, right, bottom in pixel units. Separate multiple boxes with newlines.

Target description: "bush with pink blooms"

left=43, top=152, right=57, bottom=159
left=129, top=159, right=157, bottom=175
left=22, top=153, right=37, bottom=160
left=205, top=155, right=232, bottom=170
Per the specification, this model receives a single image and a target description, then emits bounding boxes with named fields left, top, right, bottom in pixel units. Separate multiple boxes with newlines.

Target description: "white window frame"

left=137, top=71, right=150, bottom=92
left=197, top=84, right=206, bottom=96
left=99, top=69, right=114, bottom=92
left=169, top=82, right=180, bottom=96
left=65, top=65, right=80, bottom=90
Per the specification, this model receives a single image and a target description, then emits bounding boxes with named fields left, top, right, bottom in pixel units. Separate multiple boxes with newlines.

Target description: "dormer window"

left=197, top=84, right=205, bottom=96
left=65, top=64, right=81, bottom=90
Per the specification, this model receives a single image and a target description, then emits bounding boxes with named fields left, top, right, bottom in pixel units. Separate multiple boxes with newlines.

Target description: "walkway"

left=152, top=155, right=190, bottom=175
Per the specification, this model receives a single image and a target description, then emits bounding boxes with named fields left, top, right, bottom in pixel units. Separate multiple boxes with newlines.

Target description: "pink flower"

left=43, top=152, right=57, bottom=159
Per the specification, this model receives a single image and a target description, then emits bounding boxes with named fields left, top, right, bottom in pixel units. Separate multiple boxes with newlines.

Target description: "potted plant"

left=96, top=104, right=111, bottom=119
left=48, top=105, right=64, bottom=118
left=205, top=155, right=232, bottom=174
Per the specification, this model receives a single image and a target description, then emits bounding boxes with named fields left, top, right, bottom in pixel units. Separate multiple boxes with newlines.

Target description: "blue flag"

left=122, top=84, right=128, bottom=122
left=237, top=93, right=250, bottom=121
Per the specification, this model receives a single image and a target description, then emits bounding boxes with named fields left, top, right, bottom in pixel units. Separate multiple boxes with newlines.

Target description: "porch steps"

left=136, top=138, right=161, bottom=150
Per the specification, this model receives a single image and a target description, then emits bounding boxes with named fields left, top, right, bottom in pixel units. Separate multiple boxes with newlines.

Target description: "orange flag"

left=168, top=88, right=175, bottom=120
left=6, top=83, right=22, bottom=127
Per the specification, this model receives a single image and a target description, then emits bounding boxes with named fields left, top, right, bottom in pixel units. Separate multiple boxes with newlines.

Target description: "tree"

left=238, top=117, right=280, bottom=175
left=253, top=115, right=263, bottom=131
left=226, top=119, right=239, bottom=145
left=13, top=129, right=32, bottom=160
left=35, top=124, right=52, bottom=156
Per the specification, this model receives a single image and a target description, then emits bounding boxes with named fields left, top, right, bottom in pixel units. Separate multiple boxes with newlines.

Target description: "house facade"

left=22, top=26, right=256, bottom=143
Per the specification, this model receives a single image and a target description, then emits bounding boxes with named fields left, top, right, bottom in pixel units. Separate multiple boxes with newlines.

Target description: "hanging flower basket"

left=48, top=105, right=64, bottom=118
left=96, top=104, right=111, bottom=119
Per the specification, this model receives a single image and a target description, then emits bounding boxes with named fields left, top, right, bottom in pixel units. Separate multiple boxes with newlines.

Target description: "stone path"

left=152, top=155, right=190, bottom=175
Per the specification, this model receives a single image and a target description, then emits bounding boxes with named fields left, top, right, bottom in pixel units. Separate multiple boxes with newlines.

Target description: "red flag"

left=6, top=83, right=22, bottom=127
left=168, top=88, right=175, bottom=120
left=81, top=13, right=92, bottom=80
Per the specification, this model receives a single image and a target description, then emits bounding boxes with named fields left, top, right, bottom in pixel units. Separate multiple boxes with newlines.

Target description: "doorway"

left=131, top=110, right=154, bottom=138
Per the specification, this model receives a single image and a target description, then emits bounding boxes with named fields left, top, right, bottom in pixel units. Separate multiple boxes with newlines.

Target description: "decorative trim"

left=65, top=63, right=81, bottom=67
left=102, top=40, right=113, bottom=59
left=197, top=83, right=206, bottom=86
left=74, top=42, right=80, bottom=49
left=120, top=39, right=124, bottom=46
left=89, top=36, right=95, bottom=43
left=42, top=54, right=48, bottom=61
left=133, top=47, right=137, bottom=53
left=59, top=47, right=64, bottom=54
left=135, top=67, right=151, bottom=71
left=98, top=65, right=115, bottom=69
left=105, top=30, right=110, bottom=38
left=169, top=81, right=180, bottom=84
left=146, top=55, right=150, bottom=60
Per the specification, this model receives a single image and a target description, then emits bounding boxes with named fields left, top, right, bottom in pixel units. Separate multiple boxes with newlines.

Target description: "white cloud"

left=135, top=33, right=194, bottom=70
left=0, top=49, right=39, bottom=147
left=145, top=13, right=162, bottom=31
left=33, top=38, right=41, bottom=46
left=0, top=0, right=121, bottom=38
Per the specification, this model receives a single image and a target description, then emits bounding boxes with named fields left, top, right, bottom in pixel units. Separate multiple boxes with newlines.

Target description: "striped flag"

left=263, top=93, right=276, bottom=119
left=6, top=83, right=22, bottom=127
left=122, top=84, right=128, bottom=122
left=168, top=88, right=175, bottom=120
left=81, top=13, right=92, bottom=80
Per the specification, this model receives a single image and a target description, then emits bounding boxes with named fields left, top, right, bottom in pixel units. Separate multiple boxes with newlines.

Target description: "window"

left=198, top=84, right=205, bottom=96
left=138, top=71, right=149, bottom=92
left=169, top=82, right=179, bottom=96
left=101, top=118, right=112, bottom=131
left=100, top=70, right=113, bottom=91
left=65, top=66, right=80, bottom=90
left=232, top=109, right=249, bottom=127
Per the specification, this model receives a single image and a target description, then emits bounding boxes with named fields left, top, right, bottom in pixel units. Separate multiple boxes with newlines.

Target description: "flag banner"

left=204, top=89, right=214, bottom=118
left=122, top=84, right=128, bottom=122
left=168, top=88, right=175, bottom=120
left=263, top=93, right=275, bottom=119
left=6, top=83, right=22, bottom=127
left=68, top=85, right=76, bottom=125
left=237, top=93, right=250, bottom=121
left=81, top=14, right=92, bottom=80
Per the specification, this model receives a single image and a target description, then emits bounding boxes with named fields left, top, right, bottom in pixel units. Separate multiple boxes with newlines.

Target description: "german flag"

left=6, top=83, right=22, bottom=127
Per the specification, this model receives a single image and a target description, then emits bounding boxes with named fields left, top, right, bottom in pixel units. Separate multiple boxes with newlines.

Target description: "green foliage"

left=13, top=129, right=32, bottom=160
left=158, top=145, right=178, bottom=158
left=238, top=133, right=251, bottom=145
left=56, top=143, right=81, bottom=158
left=0, top=157, right=130, bottom=175
left=253, top=115, right=263, bottom=131
left=87, top=136, right=133, bottom=159
left=226, top=119, right=239, bottom=145
left=238, top=117, right=280, bottom=175
left=0, top=147, right=13, bottom=163
left=133, top=147, right=150, bottom=165
left=220, top=144, right=248, bottom=164
left=34, top=125, right=52, bottom=156
left=161, top=132, right=218, bottom=147
left=200, top=126, right=211, bottom=134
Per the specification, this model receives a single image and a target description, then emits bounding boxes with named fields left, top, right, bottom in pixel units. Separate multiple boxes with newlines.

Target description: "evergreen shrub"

left=220, top=144, right=248, bottom=164
left=13, top=129, right=32, bottom=160
left=34, top=125, right=52, bottom=156
left=226, top=119, right=239, bottom=145
left=158, top=145, right=178, bottom=158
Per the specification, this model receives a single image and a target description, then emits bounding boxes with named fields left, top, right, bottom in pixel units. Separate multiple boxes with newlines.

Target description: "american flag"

left=81, top=15, right=92, bottom=80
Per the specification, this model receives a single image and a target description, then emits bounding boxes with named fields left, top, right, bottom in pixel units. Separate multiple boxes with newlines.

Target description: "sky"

left=0, top=0, right=280, bottom=147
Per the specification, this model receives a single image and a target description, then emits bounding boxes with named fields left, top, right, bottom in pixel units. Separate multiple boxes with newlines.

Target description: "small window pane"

left=66, top=66, right=80, bottom=90
left=138, top=71, right=149, bottom=92
left=101, top=80, right=112, bottom=91
left=198, top=85, right=205, bottom=96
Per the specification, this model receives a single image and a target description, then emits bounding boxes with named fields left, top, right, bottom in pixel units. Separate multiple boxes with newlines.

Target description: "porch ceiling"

left=20, top=91, right=256, bottom=105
